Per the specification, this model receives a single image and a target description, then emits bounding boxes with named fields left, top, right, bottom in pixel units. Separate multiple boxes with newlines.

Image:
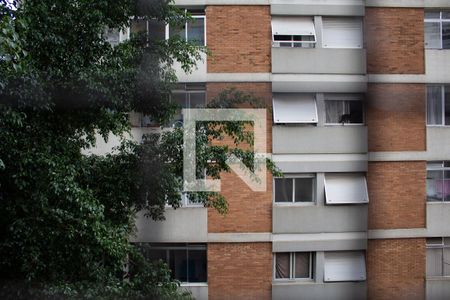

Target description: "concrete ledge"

left=368, top=74, right=426, bottom=83
left=273, top=282, right=367, bottom=300
left=272, top=74, right=367, bottom=93
left=207, top=232, right=272, bottom=243
left=174, top=0, right=269, bottom=5
left=366, top=0, right=450, bottom=7
left=273, top=154, right=368, bottom=173
left=206, top=73, right=271, bottom=82
left=271, top=0, right=364, bottom=16
left=368, top=228, right=427, bottom=239
left=368, top=151, right=427, bottom=161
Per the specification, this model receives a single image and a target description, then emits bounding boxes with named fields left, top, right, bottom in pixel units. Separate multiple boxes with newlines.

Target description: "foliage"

left=0, top=0, right=278, bottom=298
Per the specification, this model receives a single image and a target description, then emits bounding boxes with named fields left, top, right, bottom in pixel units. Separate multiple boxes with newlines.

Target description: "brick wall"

left=367, top=238, right=425, bottom=300
left=365, top=8, right=424, bottom=74
left=366, top=84, right=426, bottom=152
left=208, top=243, right=272, bottom=300
left=206, top=83, right=273, bottom=233
left=206, top=6, right=271, bottom=73
left=368, top=161, right=426, bottom=230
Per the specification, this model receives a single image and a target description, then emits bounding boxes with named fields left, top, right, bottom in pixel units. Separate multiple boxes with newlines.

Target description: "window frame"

left=426, top=237, right=450, bottom=278
left=425, top=11, right=450, bottom=49
left=273, top=174, right=316, bottom=204
left=427, top=85, right=449, bottom=126
left=271, top=16, right=317, bottom=48
left=324, top=94, right=365, bottom=126
left=272, top=93, right=318, bottom=124
left=273, top=252, right=314, bottom=281
left=426, top=161, right=450, bottom=202
left=324, top=173, right=369, bottom=205
left=170, top=84, right=206, bottom=127
left=137, top=243, right=207, bottom=283
left=166, top=13, right=206, bottom=46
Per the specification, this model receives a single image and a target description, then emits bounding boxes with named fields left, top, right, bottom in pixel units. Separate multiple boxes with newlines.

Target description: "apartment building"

left=95, top=0, right=450, bottom=299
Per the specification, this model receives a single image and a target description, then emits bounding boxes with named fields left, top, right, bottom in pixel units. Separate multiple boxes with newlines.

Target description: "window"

left=425, top=11, right=450, bottom=49
left=169, top=12, right=205, bottom=46
left=271, top=17, right=316, bottom=48
left=322, top=17, right=363, bottom=49
left=137, top=243, right=207, bottom=283
left=324, top=251, right=366, bottom=282
left=426, top=238, right=450, bottom=277
left=170, top=83, right=206, bottom=127
left=325, top=94, right=364, bottom=125
left=272, top=94, right=318, bottom=124
left=274, top=175, right=315, bottom=203
left=427, top=85, right=450, bottom=126
left=324, top=173, right=369, bottom=204
left=427, top=161, right=450, bottom=202
left=274, top=252, right=314, bottom=280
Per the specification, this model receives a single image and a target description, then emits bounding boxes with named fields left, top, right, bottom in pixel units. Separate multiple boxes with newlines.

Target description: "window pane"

left=187, top=18, right=205, bottom=46
left=443, top=22, right=450, bottom=49
left=425, top=11, right=441, bottom=19
left=445, top=171, right=450, bottom=202
left=170, top=93, right=187, bottom=126
left=131, top=19, right=147, bottom=35
left=445, top=248, right=450, bottom=276
left=425, top=22, right=441, bottom=49
left=189, top=93, right=206, bottom=108
left=443, top=12, right=450, bottom=19
left=427, top=237, right=444, bottom=245
left=325, top=101, right=342, bottom=123
left=427, top=170, right=444, bottom=202
left=147, top=249, right=167, bottom=262
left=275, top=178, right=293, bottom=202
left=187, top=250, right=207, bottom=282
left=445, top=87, right=450, bottom=124
left=294, top=252, right=310, bottom=278
left=169, top=24, right=185, bottom=40
left=349, top=101, right=364, bottom=123
left=148, top=20, right=166, bottom=41
left=169, top=249, right=188, bottom=282
left=294, top=177, right=314, bottom=202
left=274, top=35, right=292, bottom=41
left=427, top=248, right=443, bottom=276
left=427, top=86, right=443, bottom=125
left=275, top=253, right=290, bottom=279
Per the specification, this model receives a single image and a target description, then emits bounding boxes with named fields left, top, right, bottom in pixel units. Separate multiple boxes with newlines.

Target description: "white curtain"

left=325, top=101, right=342, bottom=123
left=275, top=253, right=290, bottom=279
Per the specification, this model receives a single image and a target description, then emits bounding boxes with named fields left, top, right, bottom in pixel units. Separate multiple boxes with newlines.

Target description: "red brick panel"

left=206, top=6, right=271, bottom=73
left=367, top=238, right=425, bottom=300
left=367, top=84, right=425, bottom=152
left=365, top=8, right=424, bottom=74
left=208, top=243, right=272, bottom=300
left=368, top=161, right=426, bottom=230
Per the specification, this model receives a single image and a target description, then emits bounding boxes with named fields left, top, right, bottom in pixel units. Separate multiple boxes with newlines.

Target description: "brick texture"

left=208, top=243, right=272, bottom=300
left=206, top=83, right=273, bottom=233
left=367, top=238, right=425, bottom=300
left=206, top=6, right=271, bottom=73
left=367, top=84, right=426, bottom=152
left=365, top=8, right=424, bottom=74
left=368, top=161, right=426, bottom=230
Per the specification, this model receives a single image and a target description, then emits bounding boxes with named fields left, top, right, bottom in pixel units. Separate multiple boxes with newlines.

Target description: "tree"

left=0, top=0, right=277, bottom=299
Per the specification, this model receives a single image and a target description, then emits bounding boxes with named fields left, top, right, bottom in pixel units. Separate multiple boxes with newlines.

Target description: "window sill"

left=427, top=201, right=450, bottom=204
left=180, top=282, right=208, bottom=287
left=324, top=123, right=365, bottom=126
left=273, top=202, right=316, bottom=207
left=426, top=276, right=450, bottom=281
left=272, top=279, right=315, bottom=285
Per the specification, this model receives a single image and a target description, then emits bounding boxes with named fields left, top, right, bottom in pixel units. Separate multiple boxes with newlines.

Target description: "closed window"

left=322, top=17, right=363, bottom=49
left=271, top=17, right=316, bottom=48
left=324, top=251, right=366, bottom=282
left=170, top=84, right=206, bottom=127
left=427, top=161, right=450, bottom=202
left=274, top=175, right=315, bottom=203
left=425, top=11, right=450, bottom=49
left=169, top=14, right=205, bottom=46
left=324, top=173, right=369, bottom=204
left=427, top=85, right=450, bottom=126
left=426, top=238, right=450, bottom=277
left=137, top=243, right=207, bottom=283
left=272, top=94, right=318, bottom=124
left=274, top=252, right=314, bottom=280
left=325, top=94, right=364, bottom=124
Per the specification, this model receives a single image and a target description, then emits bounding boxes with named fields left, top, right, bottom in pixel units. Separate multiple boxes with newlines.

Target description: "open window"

left=271, top=17, right=316, bottom=48
left=325, top=94, right=364, bottom=125
left=273, top=94, right=318, bottom=124
left=322, top=17, right=363, bottom=49
left=324, top=251, right=366, bottom=282
left=324, top=173, right=369, bottom=204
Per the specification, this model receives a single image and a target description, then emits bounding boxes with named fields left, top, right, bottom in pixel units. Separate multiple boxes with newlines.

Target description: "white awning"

left=271, top=16, right=316, bottom=37
left=322, top=17, right=363, bottom=49
left=324, top=173, right=369, bottom=204
left=324, top=251, right=366, bottom=282
left=272, top=94, right=318, bottom=124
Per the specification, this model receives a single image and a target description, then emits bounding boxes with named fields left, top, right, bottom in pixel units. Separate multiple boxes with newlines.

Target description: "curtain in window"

left=426, top=248, right=443, bottom=276
left=425, top=22, right=441, bottom=48
left=275, top=253, right=290, bottom=279
left=427, top=86, right=443, bottom=125
left=294, top=253, right=310, bottom=278
left=444, top=247, right=450, bottom=276
left=325, top=101, right=342, bottom=123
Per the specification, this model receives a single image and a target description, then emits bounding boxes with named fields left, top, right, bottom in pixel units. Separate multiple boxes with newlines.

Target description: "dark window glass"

left=349, top=101, right=364, bottom=123
left=443, top=22, right=450, bottom=49
left=445, top=87, right=450, bottom=124
left=169, top=249, right=188, bottom=282
left=188, top=250, right=207, bottom=282
left=274, top=178, right=293, bottom=202
left=275, top=253, right=290, bottom=279
left=294, top=178, right=314, bottom=202
left=188, top=18, right=205, bottom=46
left=274, top=35, right=292, bottom=41
left=131, top=19, right=147, bottom=35
left=294, top=252, right=311, bottom=278
left=148, top=20, right=166, bottom=41
left=427, top=86, right=443, bottom=125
